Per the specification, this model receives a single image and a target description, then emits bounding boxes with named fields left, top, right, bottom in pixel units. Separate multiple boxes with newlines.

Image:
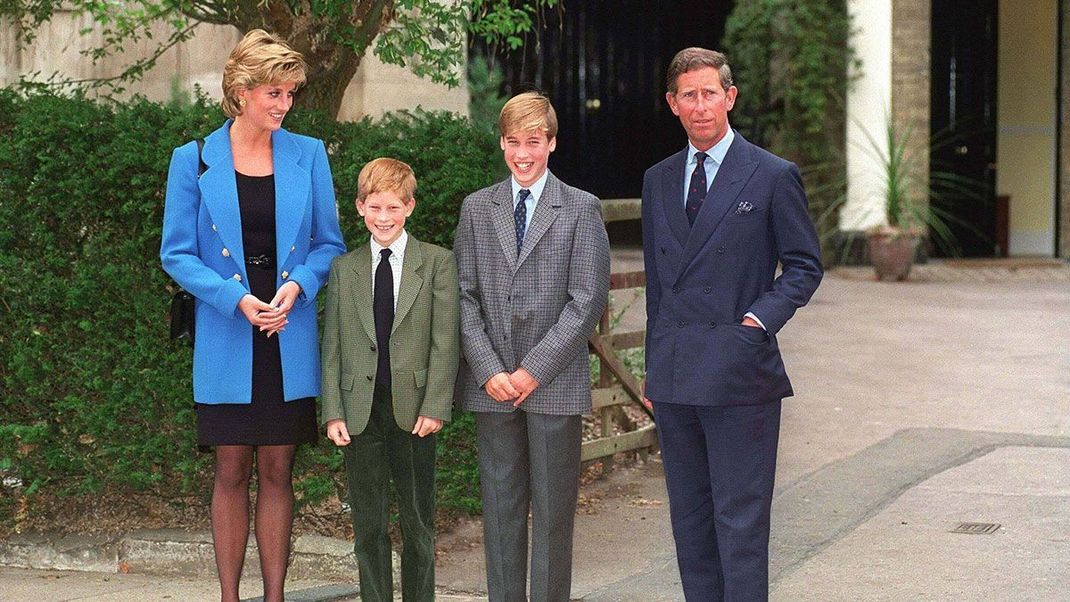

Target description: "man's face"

left=666, top=66, right=737, bottom=151
left=357, top=190, right=414, bottom=247
left=500, top=128, right=556, bottom=188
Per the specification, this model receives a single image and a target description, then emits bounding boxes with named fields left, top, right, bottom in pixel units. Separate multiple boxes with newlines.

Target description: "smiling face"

left=666, top=66, right=737, bottom=151
left=500, top=128, right=556, bottom=188
left=236, top=81, right=297, bottom=133
left=357, top=190, right=414, bottom=247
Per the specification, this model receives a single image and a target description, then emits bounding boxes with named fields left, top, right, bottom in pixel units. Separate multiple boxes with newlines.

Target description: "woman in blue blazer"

left=160, top=30, right=344, bottom=602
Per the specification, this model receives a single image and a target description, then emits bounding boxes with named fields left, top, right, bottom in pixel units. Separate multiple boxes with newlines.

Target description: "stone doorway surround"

left=1061, top=0, right=1070, bottom=257
left=846, top=0, right=1070, bottom=260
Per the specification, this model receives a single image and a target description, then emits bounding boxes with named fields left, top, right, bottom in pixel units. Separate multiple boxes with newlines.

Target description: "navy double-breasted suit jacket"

left=642, top=132, right=822, bottom=406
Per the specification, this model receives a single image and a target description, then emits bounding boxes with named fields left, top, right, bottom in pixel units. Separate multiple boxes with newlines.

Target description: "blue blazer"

left=161, top=121, right=346, bottom=404
left=642, top=132, right=823, bottom=406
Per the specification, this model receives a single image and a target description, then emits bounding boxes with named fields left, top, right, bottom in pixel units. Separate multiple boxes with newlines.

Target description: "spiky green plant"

left=855, top=117, right=988, bottom=255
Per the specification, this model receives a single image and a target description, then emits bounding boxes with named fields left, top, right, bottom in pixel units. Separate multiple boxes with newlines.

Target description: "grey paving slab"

left=775, top=270, right=1070, bottom=491
left=770, top=429, right=1070, bottom=583
left=772, top=447, right=1070, bottom=601
left=0, top=567, right=350, bottom=601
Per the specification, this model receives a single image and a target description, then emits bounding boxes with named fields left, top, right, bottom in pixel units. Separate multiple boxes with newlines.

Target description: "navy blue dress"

left=195, top=172, right=318, bottom=447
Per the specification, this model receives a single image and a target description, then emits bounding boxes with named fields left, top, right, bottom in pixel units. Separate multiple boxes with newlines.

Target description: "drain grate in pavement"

left=950, top=522, right=1001, bottom=535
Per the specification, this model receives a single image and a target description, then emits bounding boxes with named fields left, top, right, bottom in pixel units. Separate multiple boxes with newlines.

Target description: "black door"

left=930, top=0, right=998, bottom=257
left=475, top=0, right=735, bottom=200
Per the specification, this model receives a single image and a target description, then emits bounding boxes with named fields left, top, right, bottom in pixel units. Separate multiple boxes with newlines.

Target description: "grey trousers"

left=475, top=410, right=582, bottom=602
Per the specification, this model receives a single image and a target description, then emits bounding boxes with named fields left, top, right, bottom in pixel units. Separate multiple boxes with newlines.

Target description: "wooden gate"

left=581, top=199, right=657, bottom=467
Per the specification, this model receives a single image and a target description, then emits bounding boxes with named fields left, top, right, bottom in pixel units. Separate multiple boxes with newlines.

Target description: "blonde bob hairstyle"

left=221, top=29, right=307, bottom=119
left=498, top=91, right=558, bottom=140
left=357, top=158, right=417, bottom=204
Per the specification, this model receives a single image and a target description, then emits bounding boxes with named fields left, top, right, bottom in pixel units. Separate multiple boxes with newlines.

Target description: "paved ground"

left=2, top=257, right=1068, bottom=601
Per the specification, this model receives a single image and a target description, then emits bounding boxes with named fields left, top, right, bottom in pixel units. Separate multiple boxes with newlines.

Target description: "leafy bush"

left=724, top=0, right=857, bottom=256
left=0, top=89, right=500, bottom=528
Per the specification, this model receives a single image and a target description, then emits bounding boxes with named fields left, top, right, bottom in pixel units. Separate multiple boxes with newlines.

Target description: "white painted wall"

left=342, top=51, right=468, bottom=121
left=0, top=17, right=468, bottom=121
left=997, top=0, right=1057, bottom=256
left=843, top=0, right=893, bottom=231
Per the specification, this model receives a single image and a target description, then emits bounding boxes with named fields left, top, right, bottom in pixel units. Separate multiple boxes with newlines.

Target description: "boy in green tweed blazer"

left=320, top=157, right=460, bottom=602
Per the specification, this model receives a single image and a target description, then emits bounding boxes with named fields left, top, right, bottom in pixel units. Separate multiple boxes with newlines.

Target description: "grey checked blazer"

left=454, top=172, right=611, bottom=415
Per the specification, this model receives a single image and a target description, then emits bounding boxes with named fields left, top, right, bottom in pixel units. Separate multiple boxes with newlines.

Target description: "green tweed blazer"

left=320, top=236, right=460, bottom=435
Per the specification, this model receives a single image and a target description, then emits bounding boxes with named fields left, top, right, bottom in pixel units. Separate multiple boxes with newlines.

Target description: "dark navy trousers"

left=654, top=400, right=782, bottom=602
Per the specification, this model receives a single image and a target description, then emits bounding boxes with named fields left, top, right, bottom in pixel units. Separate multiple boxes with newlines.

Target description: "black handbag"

left=168, top=139, right=207, bottom=346
left=169, top=289, right=196, bottom=343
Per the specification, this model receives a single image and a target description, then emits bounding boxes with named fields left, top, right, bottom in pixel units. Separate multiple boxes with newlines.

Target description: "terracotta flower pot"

left=866, top=230, right=920, bottom=281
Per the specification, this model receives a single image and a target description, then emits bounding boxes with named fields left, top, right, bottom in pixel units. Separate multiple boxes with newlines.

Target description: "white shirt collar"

left=688, top=128, right=735, bottom=167
left=510, top=170, right=550, bottom=205
left=370, top=229, right=408, bottom=260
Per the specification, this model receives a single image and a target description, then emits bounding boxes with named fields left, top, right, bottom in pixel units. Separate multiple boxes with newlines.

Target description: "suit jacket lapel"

left=517, top=173, right=561, bottom=267
left=199, top=122, right=247, bottom=283
left=348, top=246, right=377, bottom=343
left=659, top=149, right=691, bottom=248
left=393, top=237, right=423, bottom=333
left=271, top=129, right=309, bottom=270
left=489, top=180, right=518, bottom=270
left=678, top=135, right=759, bottom=277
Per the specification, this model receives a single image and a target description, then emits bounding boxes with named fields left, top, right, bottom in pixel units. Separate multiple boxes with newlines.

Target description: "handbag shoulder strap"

left=195, top=139, right=207, bottom=176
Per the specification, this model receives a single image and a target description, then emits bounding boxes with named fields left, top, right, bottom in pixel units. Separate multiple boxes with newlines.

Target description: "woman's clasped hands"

left=237, top=280, right=301, bottom=336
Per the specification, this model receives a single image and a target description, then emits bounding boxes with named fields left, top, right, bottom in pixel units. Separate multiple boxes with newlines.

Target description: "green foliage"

left=466, top=53, right=509, bottom=139
left=872, top=120, right=917, bottom=231
left=434, top=413, right=481, bottom=513
left=0, top=89, right=500, bottom=528
left=724, top=0, right=857, bottom=256
left=469, top=0, right=558, bottom=50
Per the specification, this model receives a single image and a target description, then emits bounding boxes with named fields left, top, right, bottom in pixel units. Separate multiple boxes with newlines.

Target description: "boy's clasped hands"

left=484, top=368, right=539, bottom=407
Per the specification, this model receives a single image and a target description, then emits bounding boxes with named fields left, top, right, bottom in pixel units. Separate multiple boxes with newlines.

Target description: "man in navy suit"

left=642, top=48, right=823, bottom=601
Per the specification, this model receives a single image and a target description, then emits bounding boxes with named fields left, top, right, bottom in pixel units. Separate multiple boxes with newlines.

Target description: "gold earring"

left=239, top=98, right=246, bottom=108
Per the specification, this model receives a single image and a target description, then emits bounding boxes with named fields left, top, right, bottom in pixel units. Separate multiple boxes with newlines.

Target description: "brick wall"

left=892, top=0, right=931, bottom=210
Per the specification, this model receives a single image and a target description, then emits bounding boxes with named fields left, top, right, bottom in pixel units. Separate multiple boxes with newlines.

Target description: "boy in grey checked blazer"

left=453, top=92, right=611, bottom=602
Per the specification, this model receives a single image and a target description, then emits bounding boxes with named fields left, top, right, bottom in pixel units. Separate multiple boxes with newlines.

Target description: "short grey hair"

left=666, top=47, right=733, bottom=94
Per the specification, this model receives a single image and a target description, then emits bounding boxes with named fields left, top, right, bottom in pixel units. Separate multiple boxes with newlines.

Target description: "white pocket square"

left=735, top=201, right=754, bottom=214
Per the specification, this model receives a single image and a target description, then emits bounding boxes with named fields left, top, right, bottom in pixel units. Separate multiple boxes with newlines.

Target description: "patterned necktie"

left=686, top=151, right=708, bottom=226
left=514, top=188, right=531, bottom=255
left=373, top=248, right=393, bottom=389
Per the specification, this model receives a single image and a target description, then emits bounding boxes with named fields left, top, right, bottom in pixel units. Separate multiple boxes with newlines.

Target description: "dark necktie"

left=514, top=188, right=531, bottom=256
left=685, top=151, right=708, bottom=226
left=373, top=248, right=394, bottom=389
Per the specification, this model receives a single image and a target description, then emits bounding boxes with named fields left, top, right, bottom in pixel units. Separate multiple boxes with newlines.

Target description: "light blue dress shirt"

left=510, top=170, right=549, bottom=231
left=682, top=128, right=736, bottom=205
left=679, top=129, right=764, bottom=330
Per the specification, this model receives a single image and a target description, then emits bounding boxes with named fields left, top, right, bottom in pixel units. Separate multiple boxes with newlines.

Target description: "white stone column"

left=843, top=0, right=894, bottom=231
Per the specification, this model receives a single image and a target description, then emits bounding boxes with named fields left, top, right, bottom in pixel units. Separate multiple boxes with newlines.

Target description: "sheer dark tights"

left=211, top=444, right=297, bottom=602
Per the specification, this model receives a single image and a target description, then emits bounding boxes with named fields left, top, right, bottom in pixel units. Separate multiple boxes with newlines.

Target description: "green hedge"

left=0, top=89, right=503, bottom=526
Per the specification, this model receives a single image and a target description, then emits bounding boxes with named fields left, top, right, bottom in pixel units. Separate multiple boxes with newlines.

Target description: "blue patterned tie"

left=686, top=152, right=708, bottom=226
left=514, top=188, right=530, bottom=255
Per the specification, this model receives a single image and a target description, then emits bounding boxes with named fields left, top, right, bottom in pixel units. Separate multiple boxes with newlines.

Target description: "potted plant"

left=859, top=119, right=961, bottom=281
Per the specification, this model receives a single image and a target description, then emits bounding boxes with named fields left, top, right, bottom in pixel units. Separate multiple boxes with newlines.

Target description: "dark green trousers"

left=343, top=387, right=437, bottom=602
